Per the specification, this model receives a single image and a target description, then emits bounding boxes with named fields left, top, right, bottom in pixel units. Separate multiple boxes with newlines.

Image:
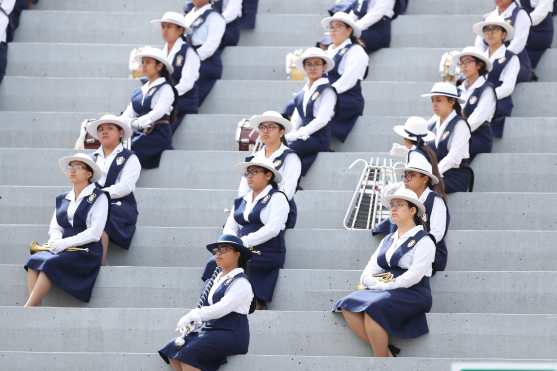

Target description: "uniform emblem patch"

left=311, top=91, right=320, bottom=101
left=441, top=130, right=451, bottom=142
left=469, top=96, right=478, bottom=105
left=176, top=55, right=184, bottom=67
left=262, top=194, right=271, bottom=204
left=87, top=193, right=97, bottom=204
left=408, top=239, right=416, bottom=248
left=498, top=56, right=506, bottom=64
left=116, top=156, right=125, bottom=166
left=273, top=159, right=283, bottom=168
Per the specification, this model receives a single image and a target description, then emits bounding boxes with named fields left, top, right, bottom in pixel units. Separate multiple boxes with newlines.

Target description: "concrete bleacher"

left=1, top=0, right=556, bottom=370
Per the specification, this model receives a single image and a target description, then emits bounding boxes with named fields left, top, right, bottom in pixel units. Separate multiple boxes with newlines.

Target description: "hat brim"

left=393, top=125, right=435, bottom=143
left=456, top=50, right=493, bottom=72
left=383, top=194, right=426, bottom=217
left=405, top=166, right=439, bottom=185
left=421, top=92, right=466, bottom=104
left=473, top=21, right=514, bottom=42
left=135, top=52, right=174, bottom=74
left=249, top=114, right=292, bottom=134
left=58, top=155, right=102, bottom=183
left=296, top=55, right=335, bottom=73
left=321, top=16, right=362, bottom=38
left=238, top=162, right=283, bottom=184
left=150, top=18, right=188, bottom=30
left=206, top=241, right=255, bottom=260
left=86, top=117, right=133, bottom=141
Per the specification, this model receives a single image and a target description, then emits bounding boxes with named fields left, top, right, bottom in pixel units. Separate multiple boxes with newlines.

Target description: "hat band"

left=404, top=129, right=425, bottom=138
left=429, top=91, right=460, bottom=99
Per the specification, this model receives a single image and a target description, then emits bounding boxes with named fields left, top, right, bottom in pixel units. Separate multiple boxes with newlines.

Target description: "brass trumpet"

left=356, top=272, right=395, bottom=290
left=29, top=241, right=89, bottom=254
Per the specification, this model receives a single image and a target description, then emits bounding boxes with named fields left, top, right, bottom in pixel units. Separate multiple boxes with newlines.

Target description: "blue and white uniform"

left=159, top=268, right=253, bottom=371
left=239, top=145, right=301, bottom=229
left=93, top=144, right=140, bottom=250
left=520, top=0, right=554, bottom=68
left=326, top=39, right=368, bottom=142
left=185, top=0, right=243, bottom=47
left=123, top=77, right=175, bottom=169
left=24, top=184, right=108, bottom=302
left=286, top=77, right=337, bottom=176
left=475, top=2, right=533, bottom=82
left=427, top=111, right=472, bottom=193
left=334, top=226, right=435, bottom=339
left=484, top=45, right=520, bottom=138
left=223, top=185, right=289, bottom=303
left=458, top=75, right=496, bottom=158
left=185, top=4, right=226, bottom=105
left=164, top=36, right=200, bottom=130
left=0, top=0, right=15, bottom=83
left=350, top=0, right=396, bottom=53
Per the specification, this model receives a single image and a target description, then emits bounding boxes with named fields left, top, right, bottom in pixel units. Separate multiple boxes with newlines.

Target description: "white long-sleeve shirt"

left=360, top=225, right=435, bottom=290
left=326, top=39, right=369, bottom=94
left=237, top=145, right=301, bottom=200
left=163, top=37, right=200, bottom=96
left=188, top=268, right=254, bottom=322
left=184, top=4, right=225, bottom=61
left=48, top=183, right=109, bottom=250
left=93, top=143, right=141, bottom=199
left=520, top=0, right=554, bottom=26
left=459, top=75, right=496, bottom=132
left=224, top=185, right=289, bottom=248
left=475, top=3, right=531, bottom=54
left=121, top=77, right=175, bottom=128
left=486, top=45, right=520, bottom=99
left=352, top=0, right=395, bottom=30
left=419, top=187, right=447, bottom=244
left=289, top=77, right=337, bottom=138
left=429, top=111, right=470, bottom=175
left=221, top=0, right=243, bottom=23
left=0, top=0, right=15, bottom=43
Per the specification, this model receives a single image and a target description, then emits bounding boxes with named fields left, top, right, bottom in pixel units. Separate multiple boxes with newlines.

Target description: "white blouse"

left=163, top=37, right=200, bottom=97
left=353, top=0, right=395, bottom=30
left=224, top=185, right=289, bottom=248
left=360, top=225, right=435, bottom=290
left=237, top=145, right=301, bottom=200
left=326, top=39, right=369, bottom=94
left=184, top=4, right=226, bottom=61
left=485, top=45, right=520, bottom=100
left=93, top=143, right=141, bottom=199
left=459, top=75, right=496, bottom=132
left=429, top=111, right=470, bottom=175
left=121, top=77, right=175, bottom=128
left=189, top=268, right=254, bottom=322
left=48, top=183, right=109, bottom=250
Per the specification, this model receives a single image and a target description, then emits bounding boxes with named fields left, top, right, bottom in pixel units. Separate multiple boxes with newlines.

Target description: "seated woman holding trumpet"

left=334, top=187, right=435, bottom=357
left=159, top=234, right=255, bottom=371
left=24, top=153, right=109, bottom=306
left=86, top=115, right=141, bottom=263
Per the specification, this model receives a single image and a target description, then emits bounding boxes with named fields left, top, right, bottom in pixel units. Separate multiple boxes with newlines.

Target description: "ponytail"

left=412, top=141, right=447, bottom=200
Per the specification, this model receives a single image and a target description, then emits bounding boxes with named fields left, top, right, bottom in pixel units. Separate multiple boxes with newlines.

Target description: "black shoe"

left=388, top=344, right=400, bottom=357
left=531, top=72, right=539, bottom=81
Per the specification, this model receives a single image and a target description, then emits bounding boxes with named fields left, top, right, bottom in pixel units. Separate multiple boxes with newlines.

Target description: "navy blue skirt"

left=469, top=122, right=493, bottom=160
left=105, top=195, right=138, bottom=249
left=443, top=167, right=473, bottom=193
left=246, top=250, right=285, bottom=303
left=159, top=318, right=249, bottom=371
left=24, top=241, right=102, bottom=302
left=288, top=132, right=330, bottom=176
left=131, top=123, right=172, bottom=169
left=360, top=17, right=391, bottom=53
left=334, top=276, right=432, bottom=339
left=526, top=15, right=554, bottom=68
left=331, top=87, right=364, bottom=142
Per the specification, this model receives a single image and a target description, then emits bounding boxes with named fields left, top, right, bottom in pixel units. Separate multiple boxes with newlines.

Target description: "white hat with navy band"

left=393, top=116, right=435, bottom=142
left=383, top=187, right=426, bottom=218
left=238, top=158, right=283, bottom=183
left=58, top=153, right=102, bottom=183
left=321, top=12, right=362, bottom=38
left=421, top=81, right=465, bottom=104
left=150, top=11, right=188, bottom=30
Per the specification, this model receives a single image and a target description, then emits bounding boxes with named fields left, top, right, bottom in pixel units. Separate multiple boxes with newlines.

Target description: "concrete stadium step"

left=1, top=78, right=554, bottom=117
left=10, top=44, right=557, bottom=83
left=4, top=353, right=556, bottom=371
left=2, top=307, right=557, bottom=358
left=3, top=264, right=557, bottom=313
left=4, top=225, right=556, bottom=271
left=1, top=112, right=556, bottom=153
left=1, top=186, right=557, bottom=230
left=1, top=148, right=554, bottom=192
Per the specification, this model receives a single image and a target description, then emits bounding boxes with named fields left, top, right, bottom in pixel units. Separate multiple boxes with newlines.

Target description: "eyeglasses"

left=328, top=24, right=347, bottom=32
left=483, top=25, right=503, bottom=33
left=389, top=201, right=408, bottom=210
left=459, top=58, right=476, bottom=65
left=403, top=171, right=422, bottom=180
left=211, top=246, right=233, bottom=255
left=258, top=124, right=280, bottom=132
left=65, top=163, right=88, bottom=171
left=244, top=169, right=265, bottom=177
left=304, top=62, right=325, bottom=68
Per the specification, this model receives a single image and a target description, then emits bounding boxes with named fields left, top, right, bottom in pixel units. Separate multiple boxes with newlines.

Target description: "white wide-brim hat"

left=86, top=114, right=133, bottom=141
left=421, top=81, right=465, bottom=104
left=473, top=14, right=514, bottom=42
left=405, top=154, right=439, bottom=185
left=249, top=110, right=292, bottom=133
left=393, top=116, right=435, bottom=142
left=457, top=46, right=493, bottom=72
left=135, top=46, right=174, bottom=74
left=238, top=158, right=283, bottom=184
left=150, top=11, right=188, bottom=30
left=321, top=12, right=362, bottom=38
left=58, top=153, right=102, bottom=183
left=296, top=46, right=335, bottom=73
left=383, top=187, right=426, bottom=218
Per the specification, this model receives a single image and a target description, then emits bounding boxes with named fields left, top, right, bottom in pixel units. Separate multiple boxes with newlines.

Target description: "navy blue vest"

left=427, top=114, right=465, bottom=161
left=423, top=191, right=449, bottom=271
left=329, top=44, right=354, bottom=84
left=487, top=49, right=516, bottom=89
left=94, top=148, right=137, bottom=203
left=244, top=148, right=296, bottom=172
left=56, top=187, right=105, bottom=239
left=460, top=80, right=495, bottom=120
left=201, top=272, right=251, bottom=330
left=376, top=229, right=430, bottom=272
left=131, top=82, right=169, bottom=116
left=328, top=0, right=357, bottom=15
left=293, top=82, right=335, bottom=140
left=189, top=8, right=214, bottom=36
left=353, top=0, right=369, bottom=18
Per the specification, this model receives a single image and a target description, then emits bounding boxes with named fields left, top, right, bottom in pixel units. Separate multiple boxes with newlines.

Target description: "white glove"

left=176, top=310, right=202, bottom=334
left=130, top=118, right=151, bottom=131
left=48, top=240, right=66, bottom=254
left=285, top=131, right=299, bottom=142
left=390, top=143, right=410, bottom=158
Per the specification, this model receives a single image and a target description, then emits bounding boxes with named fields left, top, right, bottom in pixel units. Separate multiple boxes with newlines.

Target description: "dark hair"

left=349, top=35, right=366, bottom=49
left=473, top=57, right=488, bottom=76
left=155, top=62, right=179, bottom=122
left=405, top=200, right=426, bottom=228
left=408, top=141, right=447, bottom=199
left=447, top=96, right=462, bottom=116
